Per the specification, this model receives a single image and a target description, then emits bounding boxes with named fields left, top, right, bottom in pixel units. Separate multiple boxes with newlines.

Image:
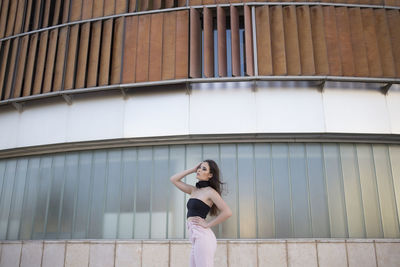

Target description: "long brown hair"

left=203, top=159, right=225, bottom=216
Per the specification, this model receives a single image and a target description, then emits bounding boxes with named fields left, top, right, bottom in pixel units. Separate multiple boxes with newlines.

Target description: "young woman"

left=170, top=159, right=232, bottom=267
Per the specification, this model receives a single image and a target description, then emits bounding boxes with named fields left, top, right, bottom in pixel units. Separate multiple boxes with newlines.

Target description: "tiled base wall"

left=0, top=239, right=399, bottom=267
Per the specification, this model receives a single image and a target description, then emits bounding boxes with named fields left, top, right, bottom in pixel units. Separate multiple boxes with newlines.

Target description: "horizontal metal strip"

left=1, top=133, right=400, bottom=159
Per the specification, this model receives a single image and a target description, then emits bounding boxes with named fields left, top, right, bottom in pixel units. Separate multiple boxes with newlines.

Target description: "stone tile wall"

left=0, top=239, right=399, bottom=267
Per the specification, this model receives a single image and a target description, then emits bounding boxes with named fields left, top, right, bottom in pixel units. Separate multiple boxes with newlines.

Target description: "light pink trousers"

left=187, top=220, right=217, bottom=267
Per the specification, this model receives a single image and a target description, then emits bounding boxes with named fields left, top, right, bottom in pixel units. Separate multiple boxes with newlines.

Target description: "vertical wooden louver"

left=387, top=10, right=400, bottom=77
left=336, top=7, right=355, bottom=76
left=122, top=16, right=138, bottom=84
left=23, top=34, right=38, bottom=96
left=297, top=6, right=315, bottom=75
left=42, top=29, right=59, bottom=93
left=231, top=5, right=241, bottom=77
left=270, top=6, right=287, bottom=75
left=217, top=6, right=227, bottom=77
left=0, top=0, right=10, bottom=38
left=64, top=25, right=79, bottom=90
left=136, top=15, right=151, bottom=82
left=0, top=41, right=10, bottom=99
left=283, top=6, right=301, bottom=75
left=349, top=8, right=370, bottom=77
left=190, top=8, right=202, bottom=78
left=111, top=17, right=125, bottom=84
left=75, top=23, right=91, bottom=89
left=53, top=27, right=69, bottom=91
left=203, top=7, right=214, bottom=77
left=162, top=11, right=176, bottom=80
left=256, top=6, right=273, bottom=76
left=323, top=6, right=342, bottom=76
left=82, top=0, right=94, bottom=20
left=244, top=5, right=254, bottom=76
left=149, top=13, right=164, bottom=82
left=87, top=21, right=102, bottom=87
left=32, top=32, right=49, bottom=95
left=310, top=6, right=329, bottom=75
left=4, top=39, right=19, bottom=99
left=99, top=19, right=113, bottom=85
left=175, top=10, right=189, bottom=79
left=13, top=36, right=29, bottom=98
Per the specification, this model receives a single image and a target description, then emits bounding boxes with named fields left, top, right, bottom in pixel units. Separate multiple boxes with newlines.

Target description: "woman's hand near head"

left=190, top=162, right=202, bottom=173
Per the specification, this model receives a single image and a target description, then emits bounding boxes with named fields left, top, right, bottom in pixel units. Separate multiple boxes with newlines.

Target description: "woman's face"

left=196, top=162, right=213, bottom=181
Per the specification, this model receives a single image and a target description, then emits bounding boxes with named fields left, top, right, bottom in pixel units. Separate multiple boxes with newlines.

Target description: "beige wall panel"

left=283, top=6, right=301, bottom=75
left=53, top=27, right=68, bottom=91
left=42, top=29, right=59, bottom=93
left=99, top=19, right=113, bottom=85
left=176, top=10, right=189, bottom=79
left=336, top=7, right=355, bottom=76
left=244, top=5, right=254, bottom=76
left=32, top=32, right=49, bottom=95
left=42, top=0, right=52, bottom=27
left=218, top=6, right=227, bottom=77
left=0, top=0, right=10, bottom=38
left=75, top=23, right=91, bottom=89
left=0, top=41, right=10, bottom=98
left=310, top=6, right=329, bottom=75
left=122, top=16, right=138, bottom=84
left=190, top=8, right=202, bottom=78
left=82, top=0, right=94, bottom=20
left=23, top=0, right=33, bottom=32
left=387, top=10, right=400, bottom=77
left=136, top=15, right=151, bottom=82
left=297, top=6, right=315, bottom=75
left=3, top=38, right=19, bottom=99
left=64, top=25, right=79, bottom=90
left=116, top=0, right=128, bottom=14
left=22, top=34, right=38, bottom=96
left=323, top=6, right=342, bottom=76
left=111, top=17, right=125, bottom=84
left=129, top=0, right=137, bottom=12
left=256, top=6, right=273, bottom=76
left=33, top=0, right=42, bottom=29
left=162, top=11, right=176, bottom=80
left=374, top=9, right=396, bottom=78
left=270, top=6, right=287, bottom=75
left=13, top=0, right=25, bottom=34
left=104, top=0, right=115, bottom=16
left=87, top=21, right=102, bottom=87
left=148, top=13, right=163, bottom=81
left=52, top=0, right=63, bottom=25
left=348, top=8, right=369, bottom=77
left=231, top=5, right=241, bottom=76
left=203, top=7, right=214, bottom=77
left=5, top=0, right=17, bottom=36
left=70, top=0, right=82, bottom=21
left=12, top=36, right=29, bottom=98
left=92, top=0, right=104, bottom=18
left=361, top=8, right=383, bottom=77
left=62, top=0, right=71, bottom=23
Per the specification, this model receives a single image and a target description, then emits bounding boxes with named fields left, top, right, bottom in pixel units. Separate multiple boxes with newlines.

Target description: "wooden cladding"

left=0, top=10, right=189, bottom=100
left=256, top=6, right=400, bottom=78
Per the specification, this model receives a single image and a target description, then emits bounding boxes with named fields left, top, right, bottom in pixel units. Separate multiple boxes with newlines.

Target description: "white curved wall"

left=0, top=82, right=399, bottom=150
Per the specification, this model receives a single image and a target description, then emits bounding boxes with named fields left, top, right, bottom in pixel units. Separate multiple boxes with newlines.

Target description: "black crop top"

left=187, top=198, right=211, bottom=219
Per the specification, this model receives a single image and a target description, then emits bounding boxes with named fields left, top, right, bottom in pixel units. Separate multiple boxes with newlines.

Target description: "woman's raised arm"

left=169, top=163, right=201, bottom=194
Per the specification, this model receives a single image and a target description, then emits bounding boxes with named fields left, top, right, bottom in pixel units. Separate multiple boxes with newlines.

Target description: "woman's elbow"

left=225, top=209, right=232, bottom=218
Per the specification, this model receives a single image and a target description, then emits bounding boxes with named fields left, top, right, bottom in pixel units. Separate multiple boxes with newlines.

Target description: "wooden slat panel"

left=122, top=16, right=138, bottom=84
left=385, top=0, right=400, bottom=6
left=135, top=15, right=150, bottom=82
left=244, top=5, right=254, bottom=76
left=13, top=36, right=29, bottom=98
left=217, top=0, right=230, bottom=3
left=148, top=13, right=163, bottom=82
left=42, top=29, right=59, bottom=93
left=64, top=25, right=79, bottom=90
left=116, top=0, right=128, bottom=14
left=203, top=0, right=216, bottom=4
left=129, top=0, right=137, bottom=12
left=70, top=0, right=83, bottom=21
left=283, top=6, right=301, bottom=75
left=323, top=6, right=342, bottom=76
left=140, top=0, right=149, bottom=11
left=13, top=0, right=25, bottom=34
left=176, top=10, right=189, bottom=79
left=33, top=0, right=42, bottom=29
left=218, top=6, right=227, bottom=77
left=387, top=10, right=400, bottom=77
left=75, top=23, right=90, bottom=89
left=189, top=0, right=202, bottom=5
left=348, top=8, right=369, bottom=77
left=0, top=41, right=10, bottom=99
left=162, top=11, right=176, bottom=80
left=23, top=0, right=33, bottom=32
left=82, top=0, right=94, bottom=20
left=104, top=0, right=115, bottom=16
left=178, top=0, right=187, bottom=6
left=231, top=5, right=241, bottom=76
left=361, top=8, right=383, bottom=77
left=87, top=21, right=102, bottom=87
left=375, top=9, right=396, bottom=78
left=270, top=6, right=287, bottom=75
left=165, top=0, right=175, bottom=8
left=3, top=38, right=19, bottom=99
left=52, top=0, right=62, bottom=25
left=190, top=8, right=201, bottom=78
left=297, top=6, right=315, bottom=75
left=310, top=6, right=329, bottom=75
left=203, top=7, right=214, bottom=77
left=41, top=0, right=52, bottom=27
left=62, top=0, right=71, bottom=23
left=336, top=7, right=355, bottom=76
left=0, top=0, right=10, bottom=38
left=22, top=34, right=38, bottom=96
left=92, top=0, right=104, bottom=18
left=5, top=0, right=17, bottom=36
left=32, top=31, right=49, bottom=95
left=53, top=27, right=68, bottom=91
left=153, top=0, right=162, bottom=9
left=99, top=19, right=113, bottom=85
left=256, top=6, right=273, bottom=76
left=111, top=17, right=124, bottom=84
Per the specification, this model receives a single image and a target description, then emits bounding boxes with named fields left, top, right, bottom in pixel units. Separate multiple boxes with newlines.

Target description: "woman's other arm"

left=169, top=163, right=200, bottom=194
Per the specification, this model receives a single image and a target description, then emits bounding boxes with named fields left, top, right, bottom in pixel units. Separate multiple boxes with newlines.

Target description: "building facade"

left=0, top=0, right=399, bottom=266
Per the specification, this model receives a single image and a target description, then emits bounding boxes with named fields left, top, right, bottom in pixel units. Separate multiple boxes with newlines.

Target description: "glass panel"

left=388, top=145, right=400, bottom=226
left=306, top=144, right=330, bottom=237
left=104, top=149, right=122, bottom=239
left=239, top=28, right=245, bottom=76
left=60, top=152, right=79, bottom=239
left=0, top=160, right=17, bottom=239
left=45, top=154, right=65, bottom=239
left=357, top=144, right=383, bottom=238
left=289, top=144, right=312, bottom=238
left=135, top=147, right=152, bottom=239
left=340, top=144, right=366, bottom=238
left=373, top=145, right=400, bottom=238
left=119, top=148, right=136, bottom=239
left=219, top=144, right=238, bottom=238
left=226, top=29, right=232, bottom=77
left=168, top=145, right=185, bottom=239
left=237, top=144, right=256, bottom=238
left=272, top=144, right=292, bottom=238
left=255, top=144, right=274, bottom=238
left=7, top=158, right=28, bottom=240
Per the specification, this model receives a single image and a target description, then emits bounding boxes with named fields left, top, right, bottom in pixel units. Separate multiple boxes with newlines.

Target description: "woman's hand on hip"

left=190, top=217, right=209, bottom=228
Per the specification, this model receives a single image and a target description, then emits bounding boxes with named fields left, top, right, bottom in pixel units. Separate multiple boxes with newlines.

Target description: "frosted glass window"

left=135, top=147, right=151, bottom=239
